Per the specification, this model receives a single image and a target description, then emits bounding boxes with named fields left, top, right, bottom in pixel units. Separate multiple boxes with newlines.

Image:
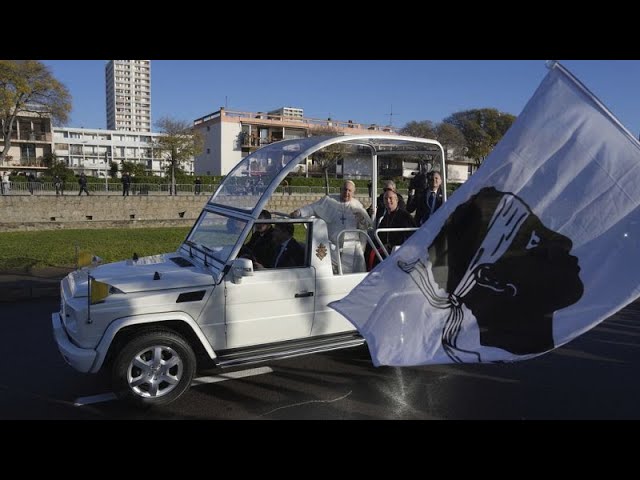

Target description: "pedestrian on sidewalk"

left=78, top=173, right=90, bottom=196
left=121, top=172, right=131, bottom=196
left=54, top=175, right=64, bottom=196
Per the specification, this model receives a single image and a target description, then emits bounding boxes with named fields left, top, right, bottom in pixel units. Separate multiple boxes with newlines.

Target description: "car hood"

left=67, top=253, right=220, bottom=298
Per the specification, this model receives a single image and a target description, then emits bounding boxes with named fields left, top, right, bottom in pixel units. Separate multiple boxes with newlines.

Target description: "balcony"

left=239, top=134, right=283, bottom=150
left=19, top=157, right=46, bottom=167
left=1, top=132, right=52, bottom=142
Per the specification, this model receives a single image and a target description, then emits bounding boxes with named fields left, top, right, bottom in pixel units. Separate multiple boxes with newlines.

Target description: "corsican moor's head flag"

left=330, top=61, right=640, bottom=366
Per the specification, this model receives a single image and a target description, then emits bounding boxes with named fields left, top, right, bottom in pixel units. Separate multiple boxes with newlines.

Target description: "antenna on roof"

left=387, top=105, right=399, bottom=127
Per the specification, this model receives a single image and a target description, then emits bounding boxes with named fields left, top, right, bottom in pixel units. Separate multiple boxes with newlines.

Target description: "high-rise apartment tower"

left=105, top=60, right=151, bottom=132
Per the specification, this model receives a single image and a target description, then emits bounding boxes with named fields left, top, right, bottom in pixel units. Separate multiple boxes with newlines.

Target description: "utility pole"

left=104, top=152, right=109, bottom=192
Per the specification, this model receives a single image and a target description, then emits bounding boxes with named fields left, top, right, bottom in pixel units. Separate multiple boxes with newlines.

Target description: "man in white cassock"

left=292, top=180, right=372, bottom=273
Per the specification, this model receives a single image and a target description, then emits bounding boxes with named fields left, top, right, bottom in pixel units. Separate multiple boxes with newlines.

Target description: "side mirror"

left=231, top=257, right=254, bottom=284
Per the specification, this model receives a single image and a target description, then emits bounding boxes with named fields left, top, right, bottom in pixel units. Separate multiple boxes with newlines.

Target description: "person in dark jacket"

left=374, top=179, right=406, bottom=224
left=407, top=170, right=444, bottom=225
left=121, top=172, right=131, bottom=196
left=240, top=209, right=277, bottom=269
left=78, top=173, right=90, bottom=196
left=271, top=222, right=305, bottom=268
left=367, top=189, right=416, bottom=270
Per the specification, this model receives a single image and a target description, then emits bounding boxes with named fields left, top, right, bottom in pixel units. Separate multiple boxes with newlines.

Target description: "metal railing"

left=0, top=182, right=409, bottom=197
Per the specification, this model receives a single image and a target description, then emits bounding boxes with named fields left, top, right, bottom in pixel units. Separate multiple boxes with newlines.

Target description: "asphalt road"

left=3, top=298, right=640, bottom=420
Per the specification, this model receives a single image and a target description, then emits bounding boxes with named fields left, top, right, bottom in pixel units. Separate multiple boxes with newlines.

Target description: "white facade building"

left=53, top=127, right=194, bottom=177
left=193, top=107, right=397, bottom=176
left=106, top=60, right=152, bottom=132
left=267, top=106, right=304, bottom=119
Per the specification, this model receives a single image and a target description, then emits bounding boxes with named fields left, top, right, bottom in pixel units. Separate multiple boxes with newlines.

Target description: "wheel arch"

left=91, top=312, right=217, bottom=373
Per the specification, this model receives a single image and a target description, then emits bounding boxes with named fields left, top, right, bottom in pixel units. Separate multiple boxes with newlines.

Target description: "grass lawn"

left=0, top=227, right=191, bottom=272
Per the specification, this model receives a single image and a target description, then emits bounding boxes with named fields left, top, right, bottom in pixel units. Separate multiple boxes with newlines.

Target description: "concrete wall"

left=0, top=194, right=372, bottom=231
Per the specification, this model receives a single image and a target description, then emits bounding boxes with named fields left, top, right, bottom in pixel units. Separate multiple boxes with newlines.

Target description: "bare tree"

left=154, top=117, right=204, bottom=195
left=0, top=60, right=71, bottom=165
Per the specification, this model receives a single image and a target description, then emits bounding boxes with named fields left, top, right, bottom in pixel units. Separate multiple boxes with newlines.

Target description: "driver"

left=240, top=209, right=277, bottom=269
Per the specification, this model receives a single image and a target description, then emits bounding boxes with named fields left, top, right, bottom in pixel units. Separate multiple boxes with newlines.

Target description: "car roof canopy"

left=207, top=134, right=444, bottom=217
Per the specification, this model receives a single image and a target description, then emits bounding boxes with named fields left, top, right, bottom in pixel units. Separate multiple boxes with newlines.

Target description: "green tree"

left=308, top=126, right=344, bottom=195
left=109, top=162, right=119, bottom=178
left=154, top=117, right=204, bottom=195
left=443, top=108, right=516, bottom=167
left=399, top=120, right=437, bottom=139
left=0, top=60, right=71, bottom=165
left=435, top=122, right=467, bottom=161
left=120, top=160, right=146, bottom=178
left=45, top=159, right=74, bottom=181
left=41, top=151, right=58, bottom=169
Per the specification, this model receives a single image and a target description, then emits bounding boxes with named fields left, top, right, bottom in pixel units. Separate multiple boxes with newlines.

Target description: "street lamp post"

left=104, top=152, right=109, bottom=192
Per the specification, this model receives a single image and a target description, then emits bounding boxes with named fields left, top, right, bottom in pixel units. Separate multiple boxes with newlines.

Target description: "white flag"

left=330, top=61, right=640, bottom=366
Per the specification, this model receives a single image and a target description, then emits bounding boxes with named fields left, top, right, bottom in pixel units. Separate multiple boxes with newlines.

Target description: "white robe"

left=299, top=196, right=372, bottom=273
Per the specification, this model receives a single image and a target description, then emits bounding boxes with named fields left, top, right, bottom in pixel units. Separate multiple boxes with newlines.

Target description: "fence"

left=1, top=182, right=409, bottom=197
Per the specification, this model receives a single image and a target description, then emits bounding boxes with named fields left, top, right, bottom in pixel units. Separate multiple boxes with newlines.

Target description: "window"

left=20, top=144, right=36, bottom=160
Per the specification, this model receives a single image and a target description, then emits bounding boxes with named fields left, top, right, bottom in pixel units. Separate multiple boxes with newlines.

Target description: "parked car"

left=51, top=135, right=446, bottom=407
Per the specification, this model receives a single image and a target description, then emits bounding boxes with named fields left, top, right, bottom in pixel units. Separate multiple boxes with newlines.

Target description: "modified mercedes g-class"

left=52, top=135, right=446, bottom=406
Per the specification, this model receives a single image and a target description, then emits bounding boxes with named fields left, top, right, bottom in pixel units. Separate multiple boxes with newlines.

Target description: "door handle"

left=295, top=292, right=314, bottom=298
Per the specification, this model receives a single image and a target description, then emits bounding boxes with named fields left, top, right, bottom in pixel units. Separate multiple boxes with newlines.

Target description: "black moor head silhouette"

left=399, top=187, right=584, bottom=362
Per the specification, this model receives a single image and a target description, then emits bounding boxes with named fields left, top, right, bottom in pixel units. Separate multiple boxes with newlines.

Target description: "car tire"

left=112, top=329, right=196, bottom=407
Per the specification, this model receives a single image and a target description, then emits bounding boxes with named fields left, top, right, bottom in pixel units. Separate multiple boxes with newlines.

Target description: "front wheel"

left=112, top=329, right=196, bottom=407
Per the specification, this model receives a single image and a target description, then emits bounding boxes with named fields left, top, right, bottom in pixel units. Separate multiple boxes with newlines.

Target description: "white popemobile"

left=51, top=134, right=446, bottom=407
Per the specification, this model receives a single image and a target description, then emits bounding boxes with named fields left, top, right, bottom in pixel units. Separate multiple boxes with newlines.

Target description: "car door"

left=224, top=224, right=315, bottom=349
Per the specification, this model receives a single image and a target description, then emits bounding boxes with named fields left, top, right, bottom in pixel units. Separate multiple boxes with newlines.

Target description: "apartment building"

left=106, top=60, right=152, bottom=132
left=193, top=107, right=396, bottom=176
left=0, top=111, right=53, bottom=174
left=52, top=127, right=194, bottom=177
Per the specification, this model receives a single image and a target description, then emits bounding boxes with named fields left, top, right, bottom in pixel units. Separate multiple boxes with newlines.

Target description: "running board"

left=215, top=333, right=365, bottom=369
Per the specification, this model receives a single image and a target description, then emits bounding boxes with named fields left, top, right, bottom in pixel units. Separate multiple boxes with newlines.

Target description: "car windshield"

left=185, top=211, right=248, bottom=264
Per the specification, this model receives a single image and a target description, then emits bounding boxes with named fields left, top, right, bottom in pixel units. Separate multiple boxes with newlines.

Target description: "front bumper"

left=51, top=312, right=97, bottom=373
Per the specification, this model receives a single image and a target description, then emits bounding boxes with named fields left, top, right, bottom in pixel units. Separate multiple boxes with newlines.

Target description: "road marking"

left=191, top=366, right=274, bottom=385
left=74, top=393, right=117, bottom=406
left=74, top=366, right=275, bottom=406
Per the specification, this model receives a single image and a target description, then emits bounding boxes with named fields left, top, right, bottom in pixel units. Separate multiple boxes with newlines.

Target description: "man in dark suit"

left=408, top=171, right=444, bottom=226
left=271, top=223, right=305, bottom=268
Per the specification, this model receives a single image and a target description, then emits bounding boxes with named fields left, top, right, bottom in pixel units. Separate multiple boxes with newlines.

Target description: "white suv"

left=52, top=135, right=445, bottom=407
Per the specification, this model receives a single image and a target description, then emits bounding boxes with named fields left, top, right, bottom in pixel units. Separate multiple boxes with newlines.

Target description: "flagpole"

left=547, top=60, right=640, bottom=147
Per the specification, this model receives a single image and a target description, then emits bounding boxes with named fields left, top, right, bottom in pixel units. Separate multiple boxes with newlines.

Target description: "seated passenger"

left=240, top=209, right=276, bottom=269
left=366, top=189, right=416, bottom=270
left=373, top=179, right=406, bottom=223
left=271, top=223, right=305, bottom=268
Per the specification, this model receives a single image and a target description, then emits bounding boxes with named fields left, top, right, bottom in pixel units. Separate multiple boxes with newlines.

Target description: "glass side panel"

left=208, top=137, right=323, bottom=211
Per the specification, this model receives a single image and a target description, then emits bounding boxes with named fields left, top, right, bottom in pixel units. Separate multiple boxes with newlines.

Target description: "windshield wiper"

left=183, top=240, right=197, bottom=257
left=200, top=244, right=219, bottom=267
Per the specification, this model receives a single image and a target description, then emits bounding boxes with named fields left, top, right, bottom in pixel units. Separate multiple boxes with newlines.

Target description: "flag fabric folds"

left=330, top=62, right=640, bottom=367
